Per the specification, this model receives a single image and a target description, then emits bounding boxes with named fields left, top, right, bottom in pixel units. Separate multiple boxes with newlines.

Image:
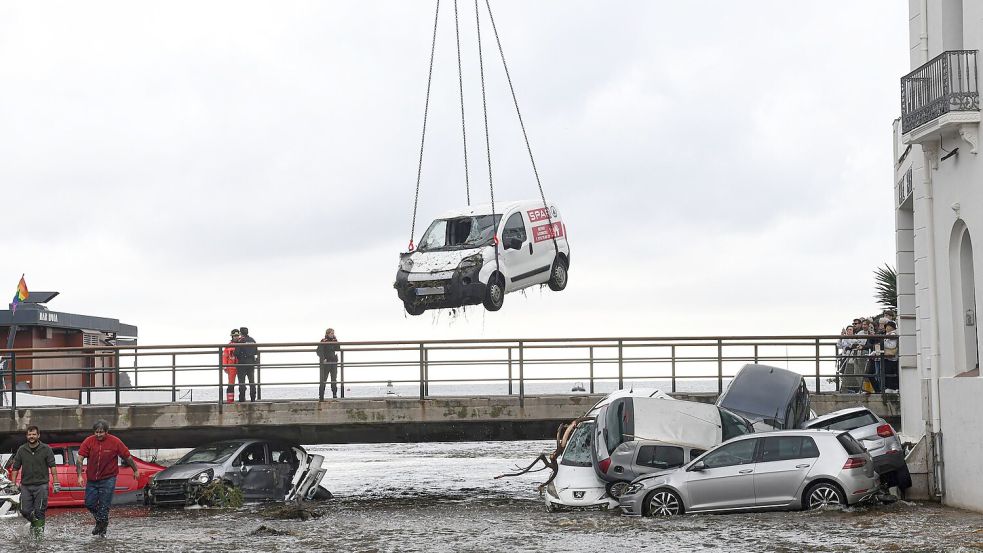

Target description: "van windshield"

left=418, top=215, right=502, bottom=252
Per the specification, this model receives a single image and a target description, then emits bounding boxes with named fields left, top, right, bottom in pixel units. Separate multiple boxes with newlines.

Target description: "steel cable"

left=409, top=0, right=442, bottom=251
left=474, top=0, right=501, bottom=278
left=454, top=0, right=471, bottom=206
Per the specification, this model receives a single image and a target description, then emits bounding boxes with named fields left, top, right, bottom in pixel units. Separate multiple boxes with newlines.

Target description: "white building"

left=894, top=0, right=983, bottom=513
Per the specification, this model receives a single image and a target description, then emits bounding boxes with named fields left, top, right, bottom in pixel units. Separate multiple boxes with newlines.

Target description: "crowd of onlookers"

left=837, top=310, right=899, bottom=394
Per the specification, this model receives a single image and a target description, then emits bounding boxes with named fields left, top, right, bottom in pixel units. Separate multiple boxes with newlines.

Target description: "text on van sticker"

left=527, top=208, right=551, bottom=222
left=533, top=222, right=564, bottom=242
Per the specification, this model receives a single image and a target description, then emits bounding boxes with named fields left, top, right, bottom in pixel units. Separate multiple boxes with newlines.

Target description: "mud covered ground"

left=2, top=440, right=981, bottom=552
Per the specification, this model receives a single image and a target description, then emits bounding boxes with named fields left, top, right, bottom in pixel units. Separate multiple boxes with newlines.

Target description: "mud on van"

left=394, top=200, right=570, bottom=315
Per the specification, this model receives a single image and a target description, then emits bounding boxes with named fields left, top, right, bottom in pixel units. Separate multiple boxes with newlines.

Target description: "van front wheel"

left=548, top=258, right=568, bottom=291
left=404, top=301, right=426, bottom=316
left=483, top=276, right=505, bottom=311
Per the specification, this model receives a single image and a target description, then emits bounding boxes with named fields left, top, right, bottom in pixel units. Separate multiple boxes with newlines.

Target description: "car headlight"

left=457, top=254, right=483, bottom=271
left=546, top=482, right=559, bottom=499
left=399, top=256, right=414, bottom=272
left=622, top=483, right=644, bottom=496
left=191, top=469, right=213, bottom=485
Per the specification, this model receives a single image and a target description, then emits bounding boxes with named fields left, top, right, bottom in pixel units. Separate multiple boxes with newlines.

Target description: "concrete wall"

left=939, top=377, right=983, bottom=511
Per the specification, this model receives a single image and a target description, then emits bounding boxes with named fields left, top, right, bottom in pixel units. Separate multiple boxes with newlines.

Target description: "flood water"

left=2, top=440, right=982, bottom=552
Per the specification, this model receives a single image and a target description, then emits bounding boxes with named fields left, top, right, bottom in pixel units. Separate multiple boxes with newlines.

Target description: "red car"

left=4, top=442, right=165, bottom=507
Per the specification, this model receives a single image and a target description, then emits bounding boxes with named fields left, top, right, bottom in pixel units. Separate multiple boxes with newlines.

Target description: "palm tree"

left=874, top=264, right=897, bottom=311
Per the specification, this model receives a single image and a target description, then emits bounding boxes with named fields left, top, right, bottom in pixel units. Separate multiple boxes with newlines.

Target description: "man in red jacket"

left=76, top=420, right=139, bottom=536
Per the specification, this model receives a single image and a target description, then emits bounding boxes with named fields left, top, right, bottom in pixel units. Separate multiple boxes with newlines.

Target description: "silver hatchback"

left=619, top=430, right=877, bottom=516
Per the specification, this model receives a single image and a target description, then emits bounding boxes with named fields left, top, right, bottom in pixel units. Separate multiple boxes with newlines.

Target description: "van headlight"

left=622, top=483, right=644, bottom=496
left=399, top=256, right=414, bottom=272
left=191, top=469, right=213, bottom=485
left=457, top=254, right=483, bottom=271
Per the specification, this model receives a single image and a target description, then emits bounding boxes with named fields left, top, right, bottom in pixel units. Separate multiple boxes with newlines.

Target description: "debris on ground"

left=251, top=525, right=292, bottom=536
left=261, top=501, right=325, bottom=521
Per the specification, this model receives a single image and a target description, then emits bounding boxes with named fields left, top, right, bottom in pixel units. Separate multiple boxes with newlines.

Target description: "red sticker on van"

left=527, top=208, right=551, bottom=222
left=533, top=222, right=564, bottom=242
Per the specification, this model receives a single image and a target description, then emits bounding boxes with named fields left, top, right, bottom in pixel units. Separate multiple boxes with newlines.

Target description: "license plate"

left=416, top=287, right=444, bottom=296
left=573, top=491, right=585, bottom=499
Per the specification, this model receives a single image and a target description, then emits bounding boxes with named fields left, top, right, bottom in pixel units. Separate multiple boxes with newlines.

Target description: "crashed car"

left=716, top=364, right=813, bottom=431
left=0, top=469, right=19, bottom=519
left=146, top=439, right=327, bottom=507
left=802, top=406, right=911, bottom=491
left=395, top=200, right=570, bottom=315
left=592, top=397, right=753, bottom=497
left=1, top=442, right=164, bottom=507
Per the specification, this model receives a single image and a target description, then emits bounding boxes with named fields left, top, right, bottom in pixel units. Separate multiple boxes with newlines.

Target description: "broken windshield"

left=418, top=215, right=502, bottom=252
left=560, top=421, right=594, bottom=467
left=175, top=442, right=244, bottom=465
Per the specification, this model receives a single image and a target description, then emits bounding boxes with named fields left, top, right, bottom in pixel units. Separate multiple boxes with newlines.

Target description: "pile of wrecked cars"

left=523, top=363, right=909, bottom=517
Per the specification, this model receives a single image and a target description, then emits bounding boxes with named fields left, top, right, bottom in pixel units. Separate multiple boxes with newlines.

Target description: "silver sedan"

left=619, top=430, right=878, bottom=516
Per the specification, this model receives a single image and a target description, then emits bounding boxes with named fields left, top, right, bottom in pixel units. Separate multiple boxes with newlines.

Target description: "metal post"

left=256, top=352, right=262, bottom=401
left=518, top=342, right=525, bottom=408
left=339, top=350, right=345, bottom=399
left=671, top=344, right=676, bottom=393
left=133, top=347, right=138, bottom=389
left=717, top=339, right=723, bottom=395
left=10, top=352, right=16, bottom=419
left=754, top=344, right=759, bottom=364
left=114, top=349, right=121, bottom=407
left=419, top=343, right=426, bottom=400
left=424, top=348, right=430, bottom=397
left=171, top=353, right=177, bottom=403
left=507, top=347, right=513, bottom=395
left=589, top=346, right=594, bottom=394
left=815, top=338, right=821, bottom=393
left=617, top=340, right=623, bottom=390
left=218, top=347, right=224, bottom=413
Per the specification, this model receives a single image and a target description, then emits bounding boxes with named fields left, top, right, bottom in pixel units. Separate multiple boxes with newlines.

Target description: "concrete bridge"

left=0, top=392, right=900, bottom=450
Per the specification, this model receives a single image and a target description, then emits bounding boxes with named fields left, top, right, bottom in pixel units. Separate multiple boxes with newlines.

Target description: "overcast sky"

left=1, top=1, right=909, bottom=345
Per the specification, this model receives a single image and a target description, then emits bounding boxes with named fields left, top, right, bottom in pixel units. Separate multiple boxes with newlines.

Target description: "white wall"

left=939, top=377, right=983, bottom=511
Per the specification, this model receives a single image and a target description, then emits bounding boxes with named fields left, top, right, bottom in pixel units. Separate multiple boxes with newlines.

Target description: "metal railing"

left=0, top=335, right=896, bottom=416
left=901, top=50, right=979, bottom=133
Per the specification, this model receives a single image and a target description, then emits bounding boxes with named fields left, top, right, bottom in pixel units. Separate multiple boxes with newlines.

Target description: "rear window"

left=836, top=432, right=867, bottom=455
left=806, top=411, right=878, bottom=432
left=560, top=422, right=594, bottom=467
left=636, top=445, right=685, bottom=470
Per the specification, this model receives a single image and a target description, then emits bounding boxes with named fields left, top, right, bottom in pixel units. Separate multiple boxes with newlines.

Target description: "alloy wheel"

left=807, top=484, right=843, bottom=509
left=609, top=481, right=628, bottom=499
left=647, top=490, right=681, bottom=517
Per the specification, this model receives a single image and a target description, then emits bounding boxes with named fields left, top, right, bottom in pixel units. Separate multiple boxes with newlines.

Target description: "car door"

left=753, top=436, right=820, bottom=507
left=683, top=438, right=758, bottom=512
left=236, top=442, right=274, bottom=500
left=67, top=447, right=87, bottom=502
left=48, top=447, right=75, bottom=507
left=499, top=211, right=548, bottom=291
left=268, top=444, right=297, bottom=500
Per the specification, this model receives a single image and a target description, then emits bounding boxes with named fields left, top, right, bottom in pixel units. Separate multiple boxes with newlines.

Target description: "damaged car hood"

left=406, top=248, right=484, bottom=273
left=156, top=462, right=218, bottom=480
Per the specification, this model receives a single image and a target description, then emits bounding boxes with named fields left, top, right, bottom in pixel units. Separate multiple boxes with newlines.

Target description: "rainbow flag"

left=11, top=275, right=28, bottom=313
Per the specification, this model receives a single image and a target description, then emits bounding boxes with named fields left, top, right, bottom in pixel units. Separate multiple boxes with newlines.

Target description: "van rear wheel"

left=483, top=275, right=505, bottom=311
left=404, top=301, right=426, bottom=316
left=548, top=257, right=568, bottom=291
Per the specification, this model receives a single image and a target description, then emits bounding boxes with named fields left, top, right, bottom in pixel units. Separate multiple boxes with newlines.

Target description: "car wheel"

left=645, top=489, right=683, bottom=517
left=608, top=481, right=629, bottom=499
left=311, top=485, right=333, bottom=501
left=483, top=275, right=505, bottom=311
left=804, top=482, right=845, bottom=510
left=404, top=301, right=426, bottom=316
left=547, top=257, right=568, bottom=291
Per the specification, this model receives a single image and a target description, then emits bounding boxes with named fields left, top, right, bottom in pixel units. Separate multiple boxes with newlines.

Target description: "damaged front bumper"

left=394, top=266, right=486, bottom=310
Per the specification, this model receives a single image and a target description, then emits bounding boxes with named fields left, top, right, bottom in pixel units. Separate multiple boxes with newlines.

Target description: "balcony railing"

left=901, top=50, right=980, bottom=134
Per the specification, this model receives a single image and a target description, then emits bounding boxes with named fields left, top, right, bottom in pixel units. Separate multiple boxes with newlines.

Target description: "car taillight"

left=843, top=457, right=866, bottom=469
left=876, top=424, right=895, bottom=438
left=599, top=458, right=612, bottom=474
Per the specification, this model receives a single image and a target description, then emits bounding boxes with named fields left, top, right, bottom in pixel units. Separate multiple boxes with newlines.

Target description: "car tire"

left=607, top=481, right=629, bottom=499
left=645, top=488, right=683, bottom=517
left=311, top=485, right=334, bottom=501
left=404, top=301, right=426, bottom=316
left=547, top=257, right=568, bottom=291
left=483, top=274, right=505, bottom=311
left=804, top=482, right=845, bottom=510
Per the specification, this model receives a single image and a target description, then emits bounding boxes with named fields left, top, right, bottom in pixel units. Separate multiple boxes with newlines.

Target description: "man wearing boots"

left=317, top=328, right=340, bottom=400
left=234, top=326, right=259, bottom=402
left=9, top=425, right=59, bottom=538
left=223, top=328, right=240, bottom=403
left=77, top=420, right=139, bottom=536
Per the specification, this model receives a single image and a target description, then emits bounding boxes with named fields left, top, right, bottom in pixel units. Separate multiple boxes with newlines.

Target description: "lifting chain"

left=408, top=0, right=442, bottom=252
left=454, top=0, right=471, bottom=206
left=475, top=0, right=501, bottom=276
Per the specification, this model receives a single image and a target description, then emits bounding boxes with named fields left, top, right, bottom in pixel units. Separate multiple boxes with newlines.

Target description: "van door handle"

left=795, top=464, right=811, bottom=469
left=738, top=469, right=753, bottom=474
left=528, top=243, right=533, bottom=255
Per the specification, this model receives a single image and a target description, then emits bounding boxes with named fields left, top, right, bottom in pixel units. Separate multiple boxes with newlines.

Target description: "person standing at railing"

left=234, top=327, right=258, bottom=402
left=836, top=326, right=864, bottom=392
left=317, top=328, right=339, bottom=401
left=223, top=329, right=240, bottom=404
left=882, top=321, right=899, bottom=393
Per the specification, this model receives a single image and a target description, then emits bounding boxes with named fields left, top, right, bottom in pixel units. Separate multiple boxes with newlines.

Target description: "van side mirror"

left=687, top=461, right=706, bottom=472
left=506, top=237, right=522, bottom=250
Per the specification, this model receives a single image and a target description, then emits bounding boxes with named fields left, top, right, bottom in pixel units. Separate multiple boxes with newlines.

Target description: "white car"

left=395, top=200, right=570, bottom=315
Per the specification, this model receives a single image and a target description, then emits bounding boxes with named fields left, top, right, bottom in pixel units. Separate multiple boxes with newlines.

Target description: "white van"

left=395, top=200, right=571, bottom=315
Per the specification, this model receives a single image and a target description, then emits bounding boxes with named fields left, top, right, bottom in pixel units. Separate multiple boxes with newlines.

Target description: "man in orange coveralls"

left=223, top=328, right=240, bottom=403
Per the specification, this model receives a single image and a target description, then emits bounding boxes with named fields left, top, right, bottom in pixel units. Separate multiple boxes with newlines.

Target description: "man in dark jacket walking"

left=317, top=328, right=340, bottom=400
left=235, top=326, right=258, bottom=402
left=9, top=425, right=60, bottom=537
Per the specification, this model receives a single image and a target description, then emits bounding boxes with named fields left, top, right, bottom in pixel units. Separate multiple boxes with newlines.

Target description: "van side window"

left=502, top=213, right=526, bottom=244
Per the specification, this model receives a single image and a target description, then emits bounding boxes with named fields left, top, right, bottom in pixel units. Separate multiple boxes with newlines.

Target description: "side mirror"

left=687, top=461, right=706, bottom=472
left=506, top=237, right=522, bottom=250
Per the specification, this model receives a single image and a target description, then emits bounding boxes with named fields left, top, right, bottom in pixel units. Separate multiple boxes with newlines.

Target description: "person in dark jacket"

left=9, top=425, right=60, bottom=537
left=234, top=326, right=258, bottom=402
left=317, top=328, right=340, bottom=400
